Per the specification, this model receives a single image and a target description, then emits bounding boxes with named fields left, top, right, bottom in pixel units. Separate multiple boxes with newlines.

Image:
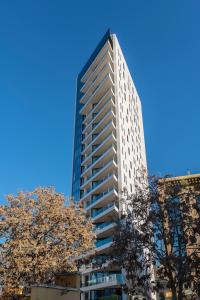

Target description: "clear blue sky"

left=0, top=0, right=199, bottom=201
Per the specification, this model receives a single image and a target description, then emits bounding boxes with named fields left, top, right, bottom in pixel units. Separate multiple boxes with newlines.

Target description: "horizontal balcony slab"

left=83, top=98, right=115, bottom=135
left=80, top=72, right=114, bottom=105
left=81, top=146, right=117, bottom=177
left=80, top=74, right=114, bottom=115
left=92, top=204, right=119, bottom=223
left=82, top=110, right=116, bottom=146
left=81, top=160, right=117, bottom=190
left=81, top=274, right=124, bottom=292
left=81, top=40, right=113, bottom=83
left=81, top=50, right=114, bottom=93
left=81, top=133, right=117, bottom=166
left=95, top=222, right=117, bottom=239
left=82, top=88, right=115, bottom=124
left=80, top=62, right=114, bottom=102
left=80, top=174, right=118, bottom=203
left=95, top=241, right=113, bottom=254
left=85, top=188, right=118, bottom=211
left=82, top=120, right=114, bottom=155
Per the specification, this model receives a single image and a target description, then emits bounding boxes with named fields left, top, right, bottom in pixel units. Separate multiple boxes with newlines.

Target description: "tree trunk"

left=177, top=285, right=184, bottom=300
left=171, top=287, right=177, bottom=300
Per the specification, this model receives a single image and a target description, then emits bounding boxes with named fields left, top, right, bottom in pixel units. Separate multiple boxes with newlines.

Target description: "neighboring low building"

left=31, top=273, right=80, bottom=300
left=159, top=172, right=200, bottom=255
left=157, top=173, right=200, bottom=300
left=31, top=285, right=80, bottom=300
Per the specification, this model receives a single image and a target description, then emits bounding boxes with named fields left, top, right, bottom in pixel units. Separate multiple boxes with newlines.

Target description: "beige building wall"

left=31, top=286, right=80, bottom=300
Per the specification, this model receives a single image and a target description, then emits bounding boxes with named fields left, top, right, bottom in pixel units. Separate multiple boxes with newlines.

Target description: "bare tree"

left=110, top=175, right=200, bottom=300
left=0, top=187, right=95, bottom=299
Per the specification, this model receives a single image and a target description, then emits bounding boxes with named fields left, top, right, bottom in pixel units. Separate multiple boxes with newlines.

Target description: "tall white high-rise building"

left=72, top=30, right=147, bottom=300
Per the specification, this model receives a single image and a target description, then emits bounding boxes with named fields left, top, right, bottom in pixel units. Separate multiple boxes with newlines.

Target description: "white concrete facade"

left=72, top=31, right=147, bottom=300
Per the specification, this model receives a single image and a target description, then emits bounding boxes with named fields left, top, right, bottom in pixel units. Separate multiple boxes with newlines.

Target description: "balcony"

left=81, top=135, right=116, bottom=169
left=81, top=273, right=124, bottom=292
left=80, top=172, right=118, bottom=203
left=81, top=50, right=114, bottom=94
left=81, top=40, right=113, bottom=83
left=80, top=74, right=114, bottom=115
left=95, top=222, right=117, bottom=238
left=83, top=98, right=115, bottom=136
left=81, top=145, right=117, bottom=177
left=91, top=202, right=119, bottom=223
left=80, top=62, right=114, bottom=103
left=81, top=122, right=116, bottom=158
left=96, top=236, right=113, bottom=248
left=82, top=109, right=116, bottom=146
left=80, top=70, right=114, bottom=105
left=85, top=188, right=118, bottom=211
left=81, top=159, right=117, bottom=190
left=82, top=88, right=115, bottom=125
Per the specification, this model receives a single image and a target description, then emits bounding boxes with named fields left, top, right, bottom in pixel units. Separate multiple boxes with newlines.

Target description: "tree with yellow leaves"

left=0, top=187, right=94, bottom=299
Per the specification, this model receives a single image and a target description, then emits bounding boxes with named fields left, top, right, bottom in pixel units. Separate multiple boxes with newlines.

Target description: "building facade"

left=157, top=173, right=200, bottom=300
left=72, top=30, right=147, bottom=300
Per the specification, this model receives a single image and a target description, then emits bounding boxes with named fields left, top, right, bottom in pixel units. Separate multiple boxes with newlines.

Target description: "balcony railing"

left=82, top=87, right=114, bottom=124
left=81, top=62, right=114, bottom=101
left=82, top=273, right=124, bottom=287
left=85, top=187, right=117, bottom=209
left=81, top=172, right=117, bottom=199
left=91, top=202, right=118, bottom=218
left=83, top=97, right=114, bottom=134
left=96, top=236, right=113, bottom=248
left=82, top=122, right=116, bottom=156
left=81, top=131, right=116, bottom=165
left=80, top=74, right=114, bottom=115
left=81, top=159, right=117, bottom=188
left=94, top=221, right=116, bottom=232
left=82, top=109, right=115, bottom=145
left=81, top=41, right=113, bottom=83
left=81, top=145, right=116, bottom=175
left=80, top=72, right=112, bottom=104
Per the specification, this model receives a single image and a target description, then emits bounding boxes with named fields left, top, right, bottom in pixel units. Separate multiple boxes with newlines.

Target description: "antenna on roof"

left=187, top=169, right=191, bottom=175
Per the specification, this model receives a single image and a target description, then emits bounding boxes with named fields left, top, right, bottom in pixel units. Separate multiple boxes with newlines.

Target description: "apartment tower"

left=72, top=30, right=147, bottom=300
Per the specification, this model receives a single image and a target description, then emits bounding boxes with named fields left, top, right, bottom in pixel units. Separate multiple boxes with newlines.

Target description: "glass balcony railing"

left=85, top=187, right=117, bottom=208
left=82, top=87, right=114, bottom=125
left=81, top=159, right=116, bottom=187
left=81, top=46, right=113, bottom=86
left=79, top=263, right=93, bottom=272
left=82, top=273, right=124, bottom=287
left=80, top=73, right=114, bottom=109
left=94, top=222, right=114, bottom=231
left=92, top=172, right=115, bottom=188
left=91, top=187, right=115, bottom=203
left=80, top=72, right=110, bottom=104
left=96, top=236, right=113, bottom=248
left=81, top=173, right=117, bottom=199
left=82, top=120, right=115, bottom=155
left=81, top=145, right=116, bottom=174
left=81, top=63, right=113, bottom=101
left=83, top=97, right=113, bottom=132
left=82, top=109, right=115, bottom=144
left=91, top=202, right=118, bottom=218
left=82, top=132, right=116, bottom=165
